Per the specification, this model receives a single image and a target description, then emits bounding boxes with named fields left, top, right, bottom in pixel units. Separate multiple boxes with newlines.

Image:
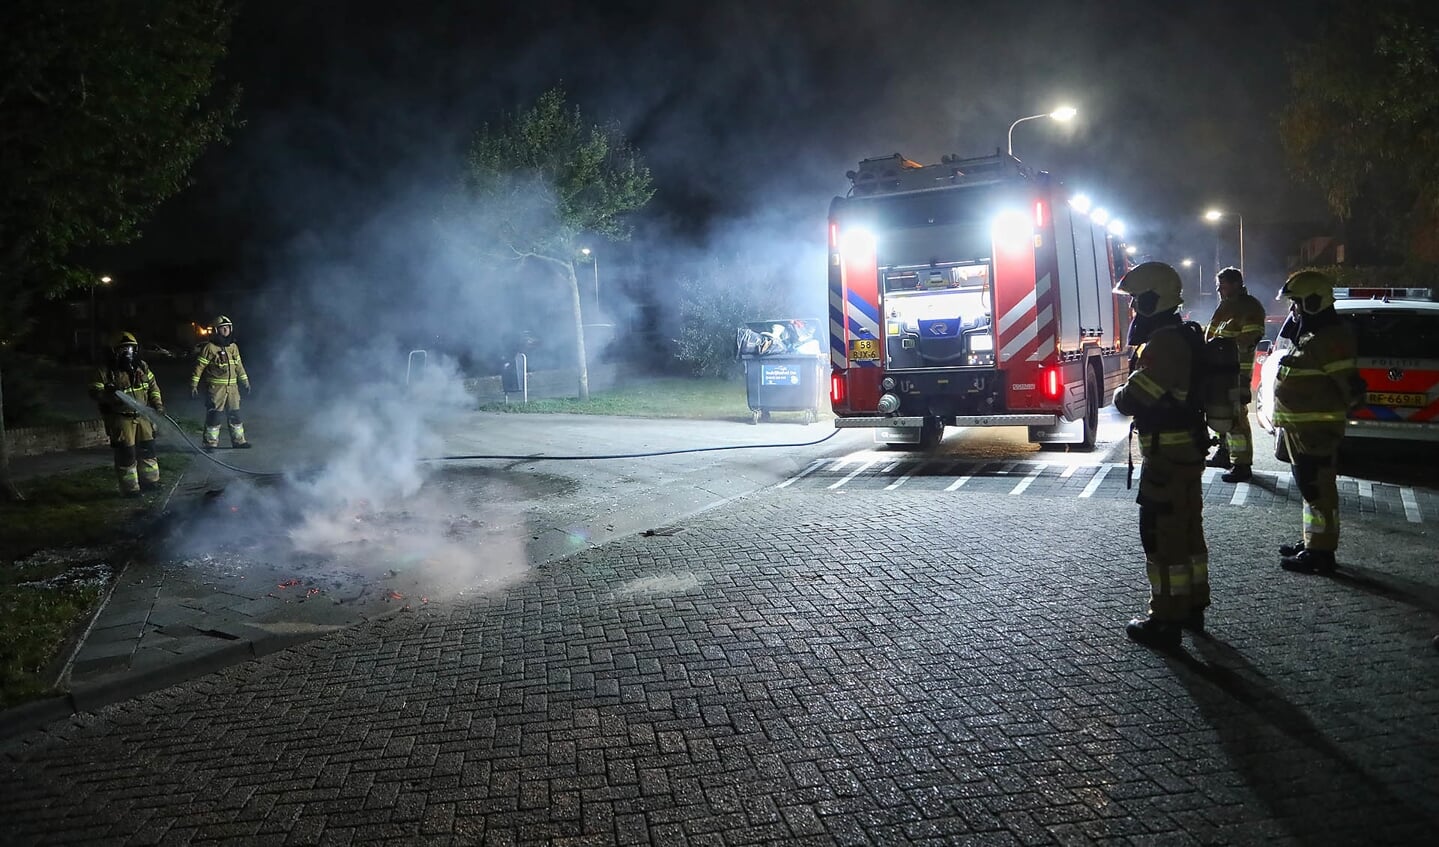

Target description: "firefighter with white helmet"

left=1111, top=262, right=1210, bottom=648
left=1204, top=267, right=1268, bottom=482
left=1272, top=270, right=1359, bottom=574
left=88, top=331, right=165, bottom=496
left=190, top=314, right=252, bottom=450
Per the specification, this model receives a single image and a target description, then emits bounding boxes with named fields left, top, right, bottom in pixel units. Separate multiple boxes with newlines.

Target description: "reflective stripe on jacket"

left=89, top=362, right=163, bottom=415
left=1273, top=323, right=1357, bottom=430
left=191, top=340, right=250, bottom=388
left=1205, top=290, right=1267, bottom=375
left=1114, top=322, right=1204, bottom=457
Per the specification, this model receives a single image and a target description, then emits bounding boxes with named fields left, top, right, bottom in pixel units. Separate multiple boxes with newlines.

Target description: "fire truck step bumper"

left=835, top=414, right=1059, bottom=429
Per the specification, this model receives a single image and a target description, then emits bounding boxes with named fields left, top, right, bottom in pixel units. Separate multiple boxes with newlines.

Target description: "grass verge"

left=0, top=453, right=192, bottom=709
left=476, top=376, right=832, bottom=423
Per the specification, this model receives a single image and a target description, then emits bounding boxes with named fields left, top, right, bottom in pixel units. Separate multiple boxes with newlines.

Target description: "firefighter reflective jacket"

left=191, top=340, right=250, bottom=391
left=1114, top=322, right=1205, bottom=458
left=1273, top=321, right=1358, bottom=438
left=90, top=360, right=163, bottom=415
left=1205, top=289, right=1267, bottom=380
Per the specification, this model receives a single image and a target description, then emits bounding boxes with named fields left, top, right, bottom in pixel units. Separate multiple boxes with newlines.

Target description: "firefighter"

left=190, top=314, right=252, bottom=450
left=1111, top=262, right=1209, bottom=648
left=1272, top=270, right=1358, bottom=574
left=1204, top=267, right=1267, bottom=482
left=89, top=332, right=165, bottom=497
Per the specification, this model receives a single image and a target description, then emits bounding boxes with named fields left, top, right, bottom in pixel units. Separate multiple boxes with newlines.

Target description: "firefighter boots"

left=1279, top=539, right=1305, bottom=557
left=1181, top=608, right=1206, bottom=633
left=1221, top=465, right=1252, bottom=483
left=1205, top=446, right=1232, bottom=469
left=1126, top=617, right=1182, bottom=648
left=1280, top=548, right=1337, bottom=574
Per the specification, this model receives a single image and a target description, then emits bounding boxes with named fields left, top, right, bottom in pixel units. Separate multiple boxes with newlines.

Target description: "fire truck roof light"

left=1107, top=219, right=1125, bottom=237
left=840, top=226, right=876, bottom=253
left=991, top=209, right=1033, bottom=247
left=1069, top=194, right=1092, bottom=214
left=1090, top=208, right=1110, bottom=226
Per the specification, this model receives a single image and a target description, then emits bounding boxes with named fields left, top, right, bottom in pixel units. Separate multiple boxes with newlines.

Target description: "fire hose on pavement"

left=113, top=390, right=843, bottom=480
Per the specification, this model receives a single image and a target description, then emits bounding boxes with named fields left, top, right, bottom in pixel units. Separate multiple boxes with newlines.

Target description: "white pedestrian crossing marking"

left=776, top=458, right=826, bottom=488
left=1079, top=464, right=1114, bottom=498
left=773, top=457, right=1429, bottom=525
left=1401, top=487, right=1422, bottom=523
left=828, top=459, right=876, bottom=490
left=1009, top=464, right=1047, bottom=495
left=885, top=460, right=927, bottom=490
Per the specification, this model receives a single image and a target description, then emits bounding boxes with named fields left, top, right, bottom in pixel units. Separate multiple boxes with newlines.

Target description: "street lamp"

left=580, top=247, right=599, bottom=311
left=89, top=275, right=113, bottom=361
left=1006, top=105, right=1077, bottom=158
left=1203, top=208, right=1244, bottom=275
left=1181, top=258, right=1204, bottom=303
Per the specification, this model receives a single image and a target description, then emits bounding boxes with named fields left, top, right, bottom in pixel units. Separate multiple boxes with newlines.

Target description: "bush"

left=673, top=260, right=796, bottom=378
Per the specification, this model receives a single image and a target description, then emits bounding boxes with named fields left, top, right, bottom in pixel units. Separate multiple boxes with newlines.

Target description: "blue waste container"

left=736, top=319, right=827, bottom=425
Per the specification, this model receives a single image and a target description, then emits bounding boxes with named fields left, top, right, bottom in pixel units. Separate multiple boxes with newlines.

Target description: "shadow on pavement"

left=1166, top=636, right=1438, bottom=841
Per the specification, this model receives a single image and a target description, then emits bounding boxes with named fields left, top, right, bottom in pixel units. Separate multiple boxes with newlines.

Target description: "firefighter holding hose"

left=89, top=332, right=165, bottom=496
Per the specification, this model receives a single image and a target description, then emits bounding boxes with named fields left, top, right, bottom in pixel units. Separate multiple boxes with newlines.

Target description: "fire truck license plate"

left=1366, top=391, right=1426, bottom=407
left=849, top=339, right=879, bottom=361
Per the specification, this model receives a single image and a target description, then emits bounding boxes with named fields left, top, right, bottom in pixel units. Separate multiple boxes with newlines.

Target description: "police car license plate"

left=1366, top=391, right=1426, bottom=407
left=849, top=339, right=879, bottom=361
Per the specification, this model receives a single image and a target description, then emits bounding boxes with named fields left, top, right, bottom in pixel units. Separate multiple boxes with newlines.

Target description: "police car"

left=1255, top=288, right=1439, bottom=449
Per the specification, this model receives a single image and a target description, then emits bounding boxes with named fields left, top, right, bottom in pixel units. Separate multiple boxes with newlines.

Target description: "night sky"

left=120, top=0, right=1330, bottom=298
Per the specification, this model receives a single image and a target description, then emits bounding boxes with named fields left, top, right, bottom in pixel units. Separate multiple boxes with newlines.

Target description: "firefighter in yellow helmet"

left=1111, top=262, right=1209, bottom=648
left=1272, top=270, right=1359, bottom=574
left=190, top=314, right=252, bottom=450
left=1203, top=267, right=1268, bottom=482
left=88, top=332, right=165, bottom=496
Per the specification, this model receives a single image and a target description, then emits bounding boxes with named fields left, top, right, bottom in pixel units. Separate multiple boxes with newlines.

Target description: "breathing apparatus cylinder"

left=1197, top=333, right=1242, bottom=434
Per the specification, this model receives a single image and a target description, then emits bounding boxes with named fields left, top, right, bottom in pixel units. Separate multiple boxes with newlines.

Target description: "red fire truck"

left=828, top=151, right=1132, bottom=450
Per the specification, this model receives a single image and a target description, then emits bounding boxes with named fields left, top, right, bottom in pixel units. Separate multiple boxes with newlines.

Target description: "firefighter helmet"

left=1114, top=262, right=1183, bottom=316
left=1216, top=266, right=1244, bottom=287
left=114, top=331, right=139, bottom=349
left=214, top=315, right=233, bottom=329
left=1278, top=270, right=1335, bottom=314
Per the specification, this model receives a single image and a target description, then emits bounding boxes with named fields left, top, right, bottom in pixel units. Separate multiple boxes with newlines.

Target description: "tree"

left=464, top=86, right=653, bottom=401
left=1280, top=2, right=1439, bottom=262
left=674, top=259, right=796, bottom=379
left=0, top=0, right=239, bottom=500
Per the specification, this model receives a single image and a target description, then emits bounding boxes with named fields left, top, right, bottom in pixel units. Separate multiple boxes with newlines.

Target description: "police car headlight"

left=877, top=393, right=901, bottom=413
left=880, top=377, right=896, bottom=391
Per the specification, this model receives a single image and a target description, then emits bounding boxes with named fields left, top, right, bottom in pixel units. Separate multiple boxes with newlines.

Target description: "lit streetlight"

left=579, top=247, right=599, bottom=311
left=1203, top=208, right=1244, bottom=275
left=90, top=275, right=113, bottom=361
left=1007, top=105, right=1077, bottom=158
left=1181, top=257, right=1204, bottom=302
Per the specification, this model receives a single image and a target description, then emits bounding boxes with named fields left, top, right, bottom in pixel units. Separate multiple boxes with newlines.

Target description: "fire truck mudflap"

left=827, top=151, right=1131, bottom=450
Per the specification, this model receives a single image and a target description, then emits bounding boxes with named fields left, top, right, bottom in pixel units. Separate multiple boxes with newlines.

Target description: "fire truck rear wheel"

left=919, top=418, right=944, bottom=450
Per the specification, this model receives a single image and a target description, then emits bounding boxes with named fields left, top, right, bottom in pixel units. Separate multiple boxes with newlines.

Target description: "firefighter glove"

left=190, top=385, right=199, bottom=398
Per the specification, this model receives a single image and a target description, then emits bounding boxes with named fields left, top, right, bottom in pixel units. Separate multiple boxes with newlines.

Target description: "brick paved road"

left=3, top=485, right=1437, bottom=845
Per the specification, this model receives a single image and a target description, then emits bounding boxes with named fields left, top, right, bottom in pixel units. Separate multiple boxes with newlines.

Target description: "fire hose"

left=113, top=390, right=843, bottom=479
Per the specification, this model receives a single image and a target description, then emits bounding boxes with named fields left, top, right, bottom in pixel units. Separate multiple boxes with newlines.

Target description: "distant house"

left=1290, top=234, right=1346, bottom=268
